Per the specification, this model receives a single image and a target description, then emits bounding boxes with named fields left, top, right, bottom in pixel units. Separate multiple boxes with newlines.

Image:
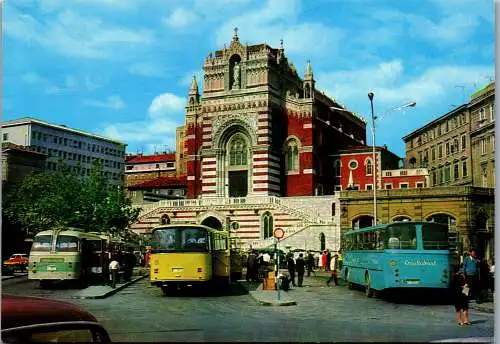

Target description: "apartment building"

left=403, top=82, right=495, bottom=188
left=469, top=82, right=495, bottom=188
left=1, top=117, right=127, bottom=185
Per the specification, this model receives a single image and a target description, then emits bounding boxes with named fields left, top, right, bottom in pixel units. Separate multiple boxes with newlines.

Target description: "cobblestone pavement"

left=2, top=274, right=494, bottom=342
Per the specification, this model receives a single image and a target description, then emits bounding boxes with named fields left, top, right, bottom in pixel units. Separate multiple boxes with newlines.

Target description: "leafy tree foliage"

left=3, top=160, right=141, bottom=238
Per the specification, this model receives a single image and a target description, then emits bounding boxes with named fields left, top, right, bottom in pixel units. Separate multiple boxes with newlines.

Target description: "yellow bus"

left=149, top=224, right=241, bottom=295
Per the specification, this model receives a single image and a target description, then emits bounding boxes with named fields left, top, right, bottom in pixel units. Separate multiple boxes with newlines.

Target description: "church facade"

left=184, top=30, right=366, bottom=200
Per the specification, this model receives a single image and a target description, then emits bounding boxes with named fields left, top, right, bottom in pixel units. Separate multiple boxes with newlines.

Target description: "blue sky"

left=3, top=0, right=494, bottom=157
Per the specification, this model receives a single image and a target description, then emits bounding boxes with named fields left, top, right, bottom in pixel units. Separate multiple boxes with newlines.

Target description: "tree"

left=3, top=160, right=141, bottom=238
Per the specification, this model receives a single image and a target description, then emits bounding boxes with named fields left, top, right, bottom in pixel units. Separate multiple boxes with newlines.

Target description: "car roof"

left=2, top=295, right=98, bottom=329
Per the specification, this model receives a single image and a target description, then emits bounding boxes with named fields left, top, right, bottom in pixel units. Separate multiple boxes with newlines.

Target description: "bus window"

left=385, top=223, right=417, bottom=250
left=56, top=235, right=79, bottom=252
left=151, top=227, right=208, bottom=253
left=422, top=222, right=449, bottom=250
left=31, top=235, right=53, bottom=252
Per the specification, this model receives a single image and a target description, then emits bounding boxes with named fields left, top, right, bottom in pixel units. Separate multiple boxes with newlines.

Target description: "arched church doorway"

left=319, top=232, right=326, bottom=251
left=201, top=217, right=223, bottom=230
left=226, top=133, right=251, bottom=197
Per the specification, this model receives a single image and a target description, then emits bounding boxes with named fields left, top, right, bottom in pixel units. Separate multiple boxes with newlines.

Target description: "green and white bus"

left=28, top=228, right=106, bottom=287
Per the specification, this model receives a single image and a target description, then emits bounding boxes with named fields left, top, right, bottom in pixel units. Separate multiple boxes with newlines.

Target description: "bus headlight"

left=154, top=268, right=159, bottom=273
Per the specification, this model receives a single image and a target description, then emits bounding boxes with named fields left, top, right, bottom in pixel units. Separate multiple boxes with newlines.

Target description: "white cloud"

left=101, top=92, right=185, bottom=153
left=163, top=8, right=199, bottom=29
left=214, top=0, right=344, bottom=57
left=128, top=63, right=167, bottom=78
left=319, top=61, right=493, bottom=108
left=148, top=93, right=185, bottom=118
left=21, top=72, right=100, bottom=94
left=6, top=7, right=153, bottom=59
left=84, top=96, right=125, bottom=110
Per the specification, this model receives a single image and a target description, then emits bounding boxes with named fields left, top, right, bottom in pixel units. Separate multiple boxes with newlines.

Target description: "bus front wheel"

left=364, top=274, right=373, bottom=298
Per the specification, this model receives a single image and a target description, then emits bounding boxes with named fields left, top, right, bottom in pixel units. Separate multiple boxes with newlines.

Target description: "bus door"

left=211, top=235, right=230, bottom=279
left=88, top=239, right=104, bottom=275
left=80, top=239, right=91, bottom=279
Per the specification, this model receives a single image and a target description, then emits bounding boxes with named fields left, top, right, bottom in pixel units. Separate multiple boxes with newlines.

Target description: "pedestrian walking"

left=246, top=250, right=257, bottom=282
left=488, top=258, right=495, bottom=293
left=320, top=251, right=327, bottom=271
left=306, top=252, right=314, bottom=277
left=123, top=248, right=136, bottom=282
left=287, top=253, right=296, bottom=287
left=463, top=249, right=479, bottom=301
left=101, top=250, right=110, bottom=286
left=451, top=265, right=471, bottom=326
left=326, top=254, right=339, bottom=286
left=295, top=253, right=306, bottom=287
left=326, top=250, right=332, bottom=272
left=109, top=256, right=120, bottom=289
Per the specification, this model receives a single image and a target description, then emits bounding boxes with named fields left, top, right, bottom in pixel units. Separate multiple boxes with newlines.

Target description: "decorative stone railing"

left=135, top=195, right=331, bottom=226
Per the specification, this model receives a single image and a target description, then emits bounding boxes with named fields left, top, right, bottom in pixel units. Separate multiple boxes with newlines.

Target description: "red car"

left=1, top=295, right=111, bottom=343
left=3, top=254, right=29, bottom=272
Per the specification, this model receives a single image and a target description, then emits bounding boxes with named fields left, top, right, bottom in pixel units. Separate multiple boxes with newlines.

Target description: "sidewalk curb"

left=1, top=273, right=28, bottom=281
left=469, top=303, right=494, bottom=314
left=237, top=281, right=297, bottom=306
left=73, top=274, right=147, bottom=299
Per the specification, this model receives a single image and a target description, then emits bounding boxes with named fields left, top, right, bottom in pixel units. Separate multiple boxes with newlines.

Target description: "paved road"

left=2, top=275, right=494, bottom=342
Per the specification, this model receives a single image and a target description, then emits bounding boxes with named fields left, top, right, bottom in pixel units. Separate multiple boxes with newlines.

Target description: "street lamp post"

left=368, top=92, right=377, bottom=226
left=330, top=97, right=416, bottom=227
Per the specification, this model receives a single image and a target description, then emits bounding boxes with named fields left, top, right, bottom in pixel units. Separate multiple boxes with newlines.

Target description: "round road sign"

left=274, top=227, right=285, bottom=239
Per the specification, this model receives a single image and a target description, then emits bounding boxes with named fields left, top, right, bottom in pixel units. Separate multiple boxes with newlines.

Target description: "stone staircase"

left=131, top=195, right=338, bottom=249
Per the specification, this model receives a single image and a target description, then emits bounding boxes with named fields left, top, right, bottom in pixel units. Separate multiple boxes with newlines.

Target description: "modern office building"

left=1, top=117, right=127, bottom=185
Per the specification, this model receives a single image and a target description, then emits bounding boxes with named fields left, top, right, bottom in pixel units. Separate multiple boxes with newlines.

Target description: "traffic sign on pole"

left=274, top=227, right=285, bottom=239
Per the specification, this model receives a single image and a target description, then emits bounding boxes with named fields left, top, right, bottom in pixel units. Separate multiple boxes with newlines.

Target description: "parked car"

left=1, top=294, right=111, bottom=343
left=3, top=254, right=29, bottom=272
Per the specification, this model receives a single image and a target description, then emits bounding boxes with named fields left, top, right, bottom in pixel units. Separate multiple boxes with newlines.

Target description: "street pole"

left=368, top=92, right=377, bottom=226
left=276, top=238, right=281, bottom=301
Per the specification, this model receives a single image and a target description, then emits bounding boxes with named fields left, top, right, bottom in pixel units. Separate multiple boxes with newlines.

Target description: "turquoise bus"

left=342, top=221, right=452, bottom=297
left=28, top=228, right=106, bottom=287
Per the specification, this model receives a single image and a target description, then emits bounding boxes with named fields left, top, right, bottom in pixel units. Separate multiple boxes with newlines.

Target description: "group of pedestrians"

left=451, top=249, right=494, bottom=326
left=102, top=248, right=137, bottom=288
left=286, top=253, right=306, bottom=287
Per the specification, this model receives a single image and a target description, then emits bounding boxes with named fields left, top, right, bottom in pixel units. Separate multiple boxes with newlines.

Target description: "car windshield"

left=151, top=227, right=208, bottom=253
left=55, top=235, right=80, bottom=252
left=31, top=235, right=53, bottom=252
left=422, top=222, right=449, bottom=250
left=384, top=222, right=417, bottom=250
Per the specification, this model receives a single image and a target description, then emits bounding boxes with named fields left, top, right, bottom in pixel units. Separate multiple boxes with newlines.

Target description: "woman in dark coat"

left=451, top=265, right=471, bottom=326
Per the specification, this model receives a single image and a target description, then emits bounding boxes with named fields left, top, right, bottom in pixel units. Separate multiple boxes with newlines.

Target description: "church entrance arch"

left=201, top=217, right=223, bottom=230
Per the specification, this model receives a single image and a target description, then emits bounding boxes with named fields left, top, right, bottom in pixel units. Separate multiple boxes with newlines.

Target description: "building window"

left=445, top=142, right=450, bottom=156
left=432, top=171, right=437, bottom=185
left=416, top=182, right=424, bottom=188
left=453, top=138, right=459, bottom=153
left=438, top=144, right=443, bottom=158
left=492, top=136, right=495, bottom=152
left=365, top=159, right=373, bottom=175
left=334, top=160, right=341, bottom=177
left=481, top=138, right=487, bottom=155
left=479, top=108, right=486, bottom=122
left=481, top=166, right=488, bottom=187
left=348, top=160, right=358, bottom=170
left=285, top=140, right=299, bottom=172
left=385, top=171, right=392, bottom=177
left=262, top=212, right=274, bottom=239
left=230, top=137, right=248, bottom=166
left=366, top=184, right=373, bottom=190
left=399, top=183, right=409, bottom=189
left=156, top=164, right=160, bottom=169
left=461, top=135, right=466, bottom=150
left=462, top=160, right=468, bottom=178
left=454, top=162, right=459, bottom=180
left=385, top=184, right=392, bottom=190
left=2, top=133, right=8, bottom=141
left=400, top=170, right=408, bottom=176
left=444, top=165, right=451, bottom=182
left=491, top=104, right=495, bottom=121
left=63, top=138, right=67, bottom=145
left=431, top=147, right=436, bottom=161
left=166, top=162, right=175, bottom=168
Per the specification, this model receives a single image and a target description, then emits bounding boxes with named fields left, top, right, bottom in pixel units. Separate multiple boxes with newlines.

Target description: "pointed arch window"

left=285, top=140, right=299, bottom=172
left=229, top=137, right=247, bottom=166
left=262, top=212, right=274, bottom=239
left=334, top=159, right=341, bottom=176
left=365, top=159, right=373, bottom=176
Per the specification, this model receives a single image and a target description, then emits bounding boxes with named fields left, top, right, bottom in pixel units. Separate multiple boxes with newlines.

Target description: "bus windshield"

left=151, top=227, right=208, bottom=253
left=56, top=235, right=79, bottom=252
left=384, top=222, right=417, bottom=249
left=422, top=222, right=449, bottom=250
left=31, top=235, right=53, bottom=252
